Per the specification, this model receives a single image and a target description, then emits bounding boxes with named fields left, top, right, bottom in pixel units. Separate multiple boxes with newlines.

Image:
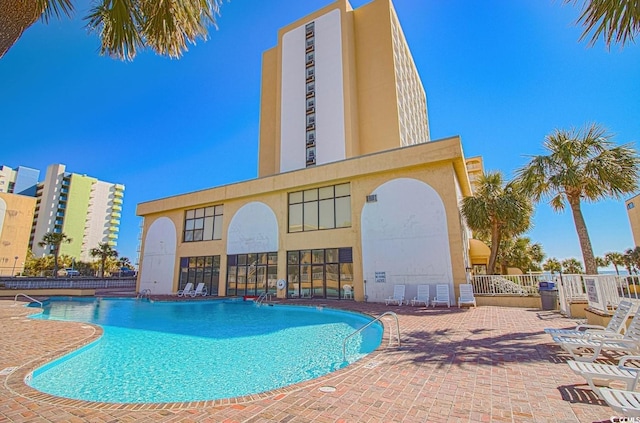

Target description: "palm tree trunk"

left=568, top=195, right=597, bottom=274
left=0, top=1, right=41, bottom=59
left=488, top=223, right=501, bottom=274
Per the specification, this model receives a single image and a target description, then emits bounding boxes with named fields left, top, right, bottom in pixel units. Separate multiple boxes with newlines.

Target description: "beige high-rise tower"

left=258, top=0, right=430, bottom=177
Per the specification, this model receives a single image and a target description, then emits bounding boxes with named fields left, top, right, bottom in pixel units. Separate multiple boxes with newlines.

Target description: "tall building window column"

left=305, top=21, right=316, bottom=167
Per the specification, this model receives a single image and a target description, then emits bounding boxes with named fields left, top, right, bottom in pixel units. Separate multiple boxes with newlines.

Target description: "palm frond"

left=37, top=0, right=74, bottom=23
left=566, top=0, right=640, bottom=48
left=86, top=0, right=144, bottom=61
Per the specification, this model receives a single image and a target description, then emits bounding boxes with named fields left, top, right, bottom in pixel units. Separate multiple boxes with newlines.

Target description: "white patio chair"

left=545, top=300, right=633, bottom=338
left=177, top=282, right=194, bottom=297
left=411, top=285, right=429, bottom=307
left=600, top=388, right=640, bottom=417
left=343, top=284, right=353, bottom=299
left=458, top=284, right=476, bottom=308
left=385, top=284, right=405, bottom=306
left=432, top=284, right=451, bottom=308
left=193, top=282, right=207, bottom=297
left=553, top=310, right=640, bottom=362
left=567, top=355, right=640, bottom=398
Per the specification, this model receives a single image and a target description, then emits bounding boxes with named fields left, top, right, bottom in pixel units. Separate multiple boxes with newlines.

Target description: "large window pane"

left=300, top=265, right=312, bottom=298
left=288, top=265, right=299, bottom=297
left=289, top=191, right=303, bottom=204
left=335, top=183, right=350, bottom=197
left=204, top=216, right=214, bottom=240
left=326, top=264, right=339, bottom=299
left=267, top=265, right=278, bottom=294
left=319, top=199, right=334, bottom=229
left=303, top=202, right=318, bottom=231
left=289, top=203, right=303, bottom=232
left=312, top=249, right=324, bottom=264
left=304, top=189, right=318, bottom=201
left=213, top=215, right=223, bottom=239
left=326, top=248, right=338, bottom=263
left=318, top=186, right=333, bottom=200
left=300, top=250, right=312, bottom=264
left=335, top=196, right=351, bottom=228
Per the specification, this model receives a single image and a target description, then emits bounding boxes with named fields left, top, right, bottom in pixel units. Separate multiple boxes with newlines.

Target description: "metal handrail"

left=13, top=293, right=43, bottom=308
left=342, top=311, right=400, bottom=362
left=254, top=292, right=269, bottom=305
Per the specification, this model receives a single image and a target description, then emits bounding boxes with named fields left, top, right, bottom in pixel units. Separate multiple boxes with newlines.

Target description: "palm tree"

left=38, top=232, right=72, bottom=277
left=461, top=171, right=533, bottom=274
left=0, top=0, right=224, bottom=60
left=595, top=256, right=609, bottom=272
left=118, top=256, right=132, bottom=269
left=497, top=237, right=545, bottom=274
left=516, top=123, right=640, bottom=275
left=605, top=251, right=625, bottom=275
left=90, top=242, right=119, bottom=278
left=562, top=258, right=584, bottom=274
left=565, top=0, right=640, bottom=48
left=543, top=257, right=563, bottom=275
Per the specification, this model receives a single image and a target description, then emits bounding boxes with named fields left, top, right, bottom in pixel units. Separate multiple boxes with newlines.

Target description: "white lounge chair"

left=553, top=310, right=640, bottom=362
left=458, top=284, right=476, bottom=308
left=411, top=285, right=429, bottom=307
left=600, top=388, right=640, bottom=417
left=432, top=284, right=451, bottom=308
left=545, top=300, right=633, bottom=338
left=193, top=282, right=207, bottom=297
left=177, top=282, right=194, bottom=297
left=567, top=355, right=640, bottom=398
left=385, top=285, right=405, bottom=306
left=343, top=284, right=353, bottom=299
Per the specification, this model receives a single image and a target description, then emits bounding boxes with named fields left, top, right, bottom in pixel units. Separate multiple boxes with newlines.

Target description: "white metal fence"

left=471, top=273, right=640, bottom=316
left=471, top=274, right=546, bottom=296
left=0, top=277, right=137, bottom=290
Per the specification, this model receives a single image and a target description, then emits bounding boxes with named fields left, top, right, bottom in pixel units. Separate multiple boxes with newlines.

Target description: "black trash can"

left=539, top=281, right=558, bottom=311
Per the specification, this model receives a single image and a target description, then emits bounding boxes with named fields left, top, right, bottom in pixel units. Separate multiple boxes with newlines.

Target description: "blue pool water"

left=27, top=298, right=382, bottom=403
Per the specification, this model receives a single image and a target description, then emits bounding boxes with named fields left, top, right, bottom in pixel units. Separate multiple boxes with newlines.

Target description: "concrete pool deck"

left=0, top=298, right=625, bottom=422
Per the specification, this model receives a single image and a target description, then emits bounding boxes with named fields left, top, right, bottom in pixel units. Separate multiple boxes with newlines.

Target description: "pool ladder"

left=13, top=293, right=43, bottom=308
left=137, top=289, right=151, bottom=299
left=254, top=292, right=272, bottom=306
left=342, top=311, right=400, bottom=362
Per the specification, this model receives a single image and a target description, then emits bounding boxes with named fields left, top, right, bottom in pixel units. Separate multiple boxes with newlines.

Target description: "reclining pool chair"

left=567, top=355, right=640, bottom=398
left=545, top=300, right=633, bottom=339
left=553, top=309, right=640, bottom=362
left=385, top=284, right=405, bottom=306
left=458, top=284, right=476, bottom=308
left=600, top=387, right=640, bottom=417
left=193, top=282, right=207, bottom=297
left=177, top=282, right=194, bottom=297
left=410, top=285, right=429, bottom=307
left=432, top=284, right=451, bottom=308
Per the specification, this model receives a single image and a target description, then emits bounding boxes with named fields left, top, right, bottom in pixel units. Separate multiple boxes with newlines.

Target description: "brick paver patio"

left=0, top=297, right=626, bottom=422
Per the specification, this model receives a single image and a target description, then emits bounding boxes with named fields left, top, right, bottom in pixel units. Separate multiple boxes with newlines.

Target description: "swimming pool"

left=27, top=298, right=383, bottom=403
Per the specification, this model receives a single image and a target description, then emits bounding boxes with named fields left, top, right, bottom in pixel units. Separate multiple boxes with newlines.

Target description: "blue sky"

left=0, top=0, right=638, bottom=267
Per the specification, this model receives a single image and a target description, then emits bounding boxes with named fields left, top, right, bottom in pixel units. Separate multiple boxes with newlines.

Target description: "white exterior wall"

left=361, top=178, right=454, bottom=304
left=227, top=202, right=279, bottom=254
left=139, top=217, right=177, bottom=295
left=31, top=164, right=65, bottom=257
left=280, top=9, right=346, bottom=173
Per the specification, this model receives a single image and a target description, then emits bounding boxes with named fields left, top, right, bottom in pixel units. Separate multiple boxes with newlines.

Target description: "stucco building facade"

left=136, top=0, right=475, bottom=304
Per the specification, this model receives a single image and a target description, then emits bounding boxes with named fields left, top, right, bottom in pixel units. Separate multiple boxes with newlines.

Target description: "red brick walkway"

left=0, top=298, right=624, bottom=422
